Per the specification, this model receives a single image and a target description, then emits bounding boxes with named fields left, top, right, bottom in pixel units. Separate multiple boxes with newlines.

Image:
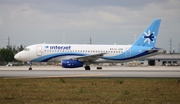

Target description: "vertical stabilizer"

left=133, top=19, right=161, bottom=47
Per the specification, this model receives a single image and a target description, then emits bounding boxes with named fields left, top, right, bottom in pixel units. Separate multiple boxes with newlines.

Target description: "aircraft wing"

left=50, top=53, right=106, bottom=62
left=75, top=53, right=106, bottom=61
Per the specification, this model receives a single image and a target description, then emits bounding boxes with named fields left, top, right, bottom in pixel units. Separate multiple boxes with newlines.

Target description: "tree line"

left=0, top=45, right=25, bottom=65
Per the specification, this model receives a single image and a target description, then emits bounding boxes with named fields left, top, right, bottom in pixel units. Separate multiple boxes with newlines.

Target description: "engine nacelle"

left=61, top=59, right=84, bottom=68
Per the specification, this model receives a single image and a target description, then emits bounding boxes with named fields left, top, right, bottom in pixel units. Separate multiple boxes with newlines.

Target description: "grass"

left=0, top=78, right=180, bottom=104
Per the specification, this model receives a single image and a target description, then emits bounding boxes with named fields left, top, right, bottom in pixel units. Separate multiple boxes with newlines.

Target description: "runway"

left=0, top=66, right=180, bottom=78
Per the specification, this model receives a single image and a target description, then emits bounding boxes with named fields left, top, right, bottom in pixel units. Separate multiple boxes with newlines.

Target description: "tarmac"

left=0, top=66, right=180, bottom=78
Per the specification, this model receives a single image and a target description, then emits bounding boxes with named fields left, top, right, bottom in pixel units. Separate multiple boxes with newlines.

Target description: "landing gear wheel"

left=97, top=67, right=102, bottom=70
left=84, top=66, right=90, bottom=70
left=29, top=62, right=32, bottom=70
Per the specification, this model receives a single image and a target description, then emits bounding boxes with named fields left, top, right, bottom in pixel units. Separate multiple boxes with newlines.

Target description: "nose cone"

left=14, top=53, right=21, bottom=61
left=14, top=51, right=30, bottom=62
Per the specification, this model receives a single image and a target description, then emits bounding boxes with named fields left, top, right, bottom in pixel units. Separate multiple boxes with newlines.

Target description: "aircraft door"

left=36, top=45, right=42, bottom=56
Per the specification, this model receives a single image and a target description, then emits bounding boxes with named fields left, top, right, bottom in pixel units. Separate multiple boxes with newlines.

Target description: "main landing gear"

left=84, top=65, right=90, bottom=70
left=29, top=62, right=32, bottom=70
left=84, top=65, right=102, bottom=70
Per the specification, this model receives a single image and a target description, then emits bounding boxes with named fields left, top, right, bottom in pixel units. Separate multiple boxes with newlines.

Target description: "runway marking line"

left=43, top=74, right=107, bottom=78
left=66, top=74, right=107, bottom=77
left=1, top=74, right=107, bottom=79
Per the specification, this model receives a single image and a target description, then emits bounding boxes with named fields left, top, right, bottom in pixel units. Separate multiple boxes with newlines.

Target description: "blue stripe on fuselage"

left=103, top=50, right=157, bottom=60
left=30, top=53, right=87, bottom=62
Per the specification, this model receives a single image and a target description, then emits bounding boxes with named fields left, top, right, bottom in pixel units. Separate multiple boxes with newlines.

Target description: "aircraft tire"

left=84, top=66, right=90, bottom=70
left=97, top=67, right=102, bottom=70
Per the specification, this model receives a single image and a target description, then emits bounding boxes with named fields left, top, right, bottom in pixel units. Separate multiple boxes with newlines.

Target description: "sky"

left=0, top=0, right=180, bottom=52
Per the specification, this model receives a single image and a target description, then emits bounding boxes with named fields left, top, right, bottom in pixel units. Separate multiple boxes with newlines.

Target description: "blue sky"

left=0, top=0, right=180, bottom=52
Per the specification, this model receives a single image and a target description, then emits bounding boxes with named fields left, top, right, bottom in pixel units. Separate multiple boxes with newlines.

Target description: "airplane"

left=14, top=19, right=165, bottom=70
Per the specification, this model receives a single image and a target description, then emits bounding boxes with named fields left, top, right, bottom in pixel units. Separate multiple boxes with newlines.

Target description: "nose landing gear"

left=29, top=62, right=32, bottom=70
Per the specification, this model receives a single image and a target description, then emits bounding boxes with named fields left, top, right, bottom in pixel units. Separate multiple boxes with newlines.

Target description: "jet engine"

left=61, top=59, right=84, bottom=68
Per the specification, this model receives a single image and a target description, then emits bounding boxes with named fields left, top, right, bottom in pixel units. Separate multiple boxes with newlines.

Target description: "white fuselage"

left=14, top=44, right=164, bottom=63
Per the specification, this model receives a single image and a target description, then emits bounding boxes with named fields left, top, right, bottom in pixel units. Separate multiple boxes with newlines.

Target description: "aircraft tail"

left=133, top=19, right=161, bottom=47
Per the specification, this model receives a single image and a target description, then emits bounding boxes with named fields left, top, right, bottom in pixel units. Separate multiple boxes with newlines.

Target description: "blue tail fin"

left=133, top=19, right=161, bottom=47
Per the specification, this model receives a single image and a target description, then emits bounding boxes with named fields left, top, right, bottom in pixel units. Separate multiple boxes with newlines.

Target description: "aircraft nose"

left=14, top=53, right=21, bottom=60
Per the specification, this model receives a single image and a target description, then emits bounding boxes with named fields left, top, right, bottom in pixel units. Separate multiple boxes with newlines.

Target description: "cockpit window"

left=23, top=48, right=30, bottom=51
